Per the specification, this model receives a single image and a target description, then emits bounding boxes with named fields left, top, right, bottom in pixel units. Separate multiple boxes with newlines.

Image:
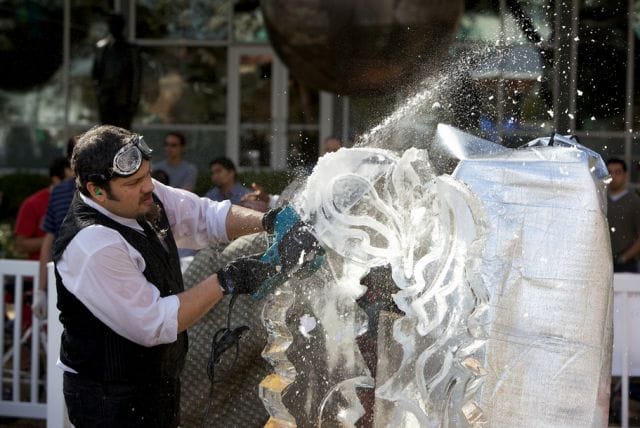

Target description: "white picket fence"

left=613, top=273, right=640, bottom=428
left=0, top=259, right=46, bottom=420
left=0, top=260, right=637, bottom=427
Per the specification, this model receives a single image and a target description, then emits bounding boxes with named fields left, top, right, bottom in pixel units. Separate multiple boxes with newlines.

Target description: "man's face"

left=608, top=162, right=627, bottom=193
left=324, top=138, right=342, bottom=154
left=164, top=135, right=184, bottom=161
left=102, top=161, right=155, bottom=219
left=210, top=163, right=234, bottom=188
left=64, top=166, right=74, bottom=179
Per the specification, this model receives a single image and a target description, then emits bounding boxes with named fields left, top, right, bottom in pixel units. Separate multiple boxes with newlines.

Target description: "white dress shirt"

left=56, top=179, right=231, bottom=350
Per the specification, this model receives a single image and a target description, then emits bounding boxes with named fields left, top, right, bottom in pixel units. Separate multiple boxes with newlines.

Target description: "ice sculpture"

left=259, top=124, right=612, bottom=427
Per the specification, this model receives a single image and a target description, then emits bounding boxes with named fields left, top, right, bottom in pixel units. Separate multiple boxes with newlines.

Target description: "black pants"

left=614, top=259, right=638, bottom=273
left=63, top=372, right=180, bottom=428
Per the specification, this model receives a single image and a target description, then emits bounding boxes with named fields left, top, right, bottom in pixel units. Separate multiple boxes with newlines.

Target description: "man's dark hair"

left=152, top=169, right=170, bottom=185
left=165, top=131, right=186, bottom=146
left=607, top=157, right=627, bottom=172
left=49, top=157, right=70, bottom=181
left=209, top=157, right=237, bottom=172
left=210, top=157, right=238, bottom=183
left=73, top=125, right=135, bottom=196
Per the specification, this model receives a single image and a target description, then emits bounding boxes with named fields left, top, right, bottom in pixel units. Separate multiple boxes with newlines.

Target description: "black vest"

left=53, top=193, right=187, bottom=382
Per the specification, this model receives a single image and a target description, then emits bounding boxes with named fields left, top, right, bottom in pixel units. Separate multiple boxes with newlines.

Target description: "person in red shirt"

left=14, top=157, right=72, bottom=260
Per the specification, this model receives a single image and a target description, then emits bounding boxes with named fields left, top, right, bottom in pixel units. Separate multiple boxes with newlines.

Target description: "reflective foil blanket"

left=450, top=144, right=612, bottom=427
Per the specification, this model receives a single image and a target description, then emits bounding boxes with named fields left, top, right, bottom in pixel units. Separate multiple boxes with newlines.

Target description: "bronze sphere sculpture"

left=260, top=0, right=463, bottom=95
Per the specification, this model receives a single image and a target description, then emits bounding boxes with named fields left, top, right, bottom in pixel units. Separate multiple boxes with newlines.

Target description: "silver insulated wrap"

left=452, top=140, right=612, bottom=427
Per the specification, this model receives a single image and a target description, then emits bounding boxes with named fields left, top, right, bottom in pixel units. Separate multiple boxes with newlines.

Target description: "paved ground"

left=0, top=384, right=640, bottom=428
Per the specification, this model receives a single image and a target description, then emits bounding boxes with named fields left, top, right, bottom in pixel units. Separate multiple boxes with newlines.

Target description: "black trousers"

left=614, top=259, right=638, bottom=273
left=63, top=372, right=180, bottom=428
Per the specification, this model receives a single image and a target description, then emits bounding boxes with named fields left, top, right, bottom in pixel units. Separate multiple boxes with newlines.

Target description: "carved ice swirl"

left=259, top=147, right=490, bottom=427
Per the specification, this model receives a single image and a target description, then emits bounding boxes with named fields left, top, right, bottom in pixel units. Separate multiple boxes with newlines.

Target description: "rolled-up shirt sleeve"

left=151, top=179, right=231, bottom=249
left=57, top=225, right=180, bottom=347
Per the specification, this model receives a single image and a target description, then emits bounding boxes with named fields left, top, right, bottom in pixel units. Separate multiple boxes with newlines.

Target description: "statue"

left=92, top=13, right=142, bottom=129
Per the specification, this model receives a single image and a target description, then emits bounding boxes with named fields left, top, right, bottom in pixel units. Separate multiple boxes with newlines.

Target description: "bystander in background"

left=205, top=157, right=252, bottom=204
left=152, top=169, right=170, bottom=185
left=33, top=136, right=78, bottom=319
left=153, top=132, right=198, bottom=191
left=606, top=158, right=640, bottom=272
left=14, top=157, right=72, bottom=260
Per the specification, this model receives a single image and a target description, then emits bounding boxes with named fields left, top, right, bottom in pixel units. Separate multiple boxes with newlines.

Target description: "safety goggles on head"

left=111, top=134, right=153, bottom=177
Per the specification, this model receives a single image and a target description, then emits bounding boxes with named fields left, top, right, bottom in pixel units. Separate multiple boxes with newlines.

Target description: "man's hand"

left=32, top=289, right=47, bottom=320
left=242, top=182, right=270, bottom=203
left=261, top=207, right=282, bottom=234
left=217, top=256, right=279, bottom=295
left=241, top=183, right=271, bottom=212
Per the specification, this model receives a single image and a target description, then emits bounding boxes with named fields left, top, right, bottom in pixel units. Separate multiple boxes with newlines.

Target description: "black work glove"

left=261, top=204, right=325, bottom=278
left=261, top=207, right=282, bottom=234
left=278, top=221, right=325, bottom=277
left=217, top=255, right=278, bottom=295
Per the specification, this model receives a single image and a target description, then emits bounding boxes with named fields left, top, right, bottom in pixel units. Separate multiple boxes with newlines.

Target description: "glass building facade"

left=0, top=0, right=638, bottom=180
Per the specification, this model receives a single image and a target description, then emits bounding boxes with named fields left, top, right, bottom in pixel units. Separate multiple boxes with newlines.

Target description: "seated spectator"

left=205, top=157, right=252, bottom=204
left=152, top=168, right=170, bottom=185
left=153, top=131, right=198, bottom=191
